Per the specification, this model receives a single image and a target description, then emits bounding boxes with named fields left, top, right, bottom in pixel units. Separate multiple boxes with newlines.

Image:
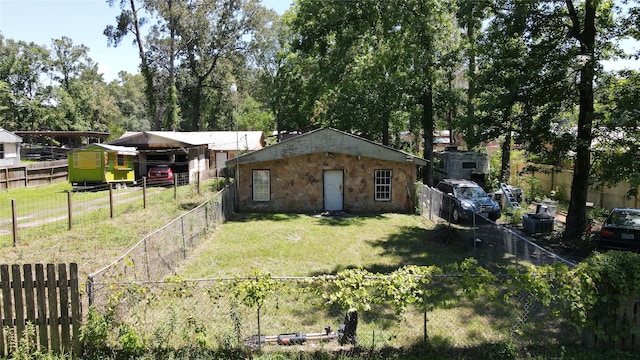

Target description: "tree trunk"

left=466, top=9, right=476, bottom=139
left=129, top=0, right=157, bottom=129
left=191, top=81, right=203, bottom=131
left=422, top=87, right=434, bottom=186
left=564, top=0, right=596, bottom=241
left=501, top=130, right=511, bottom=184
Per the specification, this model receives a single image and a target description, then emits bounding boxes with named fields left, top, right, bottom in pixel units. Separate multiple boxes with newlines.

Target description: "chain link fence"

left=86, top=184, right=236, bottom=308
left=81, top=183, right=581, bottom=353
left=418, top=184, right=576, bottom=270
left=0, top=175, right=213, bottom=246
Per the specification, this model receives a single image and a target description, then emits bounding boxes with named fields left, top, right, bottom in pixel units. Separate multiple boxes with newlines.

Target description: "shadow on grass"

left=228, top=212, right=390, bottom=226
left=83, top=339, right=636, bottom=360
left=229, top=212, right=304, bottom=222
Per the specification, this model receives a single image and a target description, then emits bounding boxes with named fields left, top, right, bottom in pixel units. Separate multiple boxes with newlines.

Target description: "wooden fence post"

left=109, top=183, right=114, bottom=218
left=11, top=199, right=17, bottom=247
left=143, top=177, right=147, bottom=209
left=46, top=264, right=60, bottom=352
left=35, top=264, right=47, bottom=351
left=0, top=265, right=9, bottom=356
left=67, top=191, right=72, bottom=231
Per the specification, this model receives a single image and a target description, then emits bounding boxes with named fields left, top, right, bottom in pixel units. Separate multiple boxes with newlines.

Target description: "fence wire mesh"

left=418, top=184, right=576, bottom=270
left=81, top=183, right=582, bottom=352
left=0, top=178, right=214, bottom=246
left=83, top=274, right=578, bottom=352
left=87, top=184, right=235, bottom=308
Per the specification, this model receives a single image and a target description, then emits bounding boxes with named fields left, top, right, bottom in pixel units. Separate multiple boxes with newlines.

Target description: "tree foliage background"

left=1, top=0, right=639, bottom=239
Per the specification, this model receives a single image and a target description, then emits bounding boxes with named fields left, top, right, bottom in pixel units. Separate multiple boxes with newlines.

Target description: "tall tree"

left=172, top=0, right=261, bottom=131
left=50, top=37, right=97, bottom=91
left=290, top=0, right=460, bottom=184
left=456, top=0, right=491, bottom=148
left=104, top=0, right=158, bottom=128
left=106, top=72, right=152, bottom=132
left=144, top=0, right=184, bottom=130
left=473, top=0, right=574, bottom=185
left=592, top=70, right=640, bottom=197
left=0, top=37, right=52, bottom=131
left=563, top=0, right=599, bottom=240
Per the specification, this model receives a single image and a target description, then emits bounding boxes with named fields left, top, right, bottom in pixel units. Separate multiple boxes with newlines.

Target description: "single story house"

left=109, top=131, right=265, bottom=182
left=0, top=128, right=22, bottom=167
left=228, top=127, right=427, bottom=213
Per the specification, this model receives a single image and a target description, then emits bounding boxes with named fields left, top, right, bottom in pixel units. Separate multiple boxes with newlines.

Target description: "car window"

left=436, top=183, right=450, bottom=193
left=607, top=211, right=640, bottom=230
left=454, top=185, right=486, bottom=199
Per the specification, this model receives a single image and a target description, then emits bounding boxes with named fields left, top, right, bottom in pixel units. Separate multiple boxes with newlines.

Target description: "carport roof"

left=229, top=127, right=428, bottom=166
left=110, top=131, right=265, bottom=151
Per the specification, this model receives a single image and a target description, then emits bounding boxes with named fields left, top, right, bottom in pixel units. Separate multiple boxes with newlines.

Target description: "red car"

left=147, top=165, right=174, bottom=185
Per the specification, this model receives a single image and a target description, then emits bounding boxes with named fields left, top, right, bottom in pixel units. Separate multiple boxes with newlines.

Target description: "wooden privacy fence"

left=585, top=297, right=640, bottom=351
left=0, top=263, right=81, bottom=357
left=0, top=160, right=68, bottom=191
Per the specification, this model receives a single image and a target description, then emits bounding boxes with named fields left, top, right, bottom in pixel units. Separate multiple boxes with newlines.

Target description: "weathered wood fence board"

left=0, top=263, right=81, bottom=357
left=0, top=160, right=68, bottom=190
left=585, top=298, right=640, bottom=351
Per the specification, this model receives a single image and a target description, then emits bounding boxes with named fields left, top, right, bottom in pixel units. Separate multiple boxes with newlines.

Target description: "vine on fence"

left=80, top=251, right=640, bottom=355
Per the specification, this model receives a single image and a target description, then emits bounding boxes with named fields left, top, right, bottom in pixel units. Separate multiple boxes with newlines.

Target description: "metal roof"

left=109, top=131, right=264, bottom=151
left=0, top=129, right=22, bottom=143
left=73, top=143, right=138, bottom=156
left=230, top=127, right=427, bottom=166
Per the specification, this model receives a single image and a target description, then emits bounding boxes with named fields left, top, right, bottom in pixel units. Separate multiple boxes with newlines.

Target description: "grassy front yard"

left=0, top=183, right=628, bottom=359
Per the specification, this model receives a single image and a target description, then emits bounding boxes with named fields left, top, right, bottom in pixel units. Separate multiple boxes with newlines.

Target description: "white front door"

left=323, top=170, right=344, bottom=211
left=215, top=152, right=228, bottom=170
left=215, top=152, right=228, bottom=176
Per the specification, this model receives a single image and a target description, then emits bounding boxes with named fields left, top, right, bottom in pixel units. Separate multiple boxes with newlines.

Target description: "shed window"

left=0, top=144, right=4, bottom=159
left=253, top=170, right=270, bottom=201
left=375, top=170, right=392, bottom=201
left=115, top=154, right=127, bottom=168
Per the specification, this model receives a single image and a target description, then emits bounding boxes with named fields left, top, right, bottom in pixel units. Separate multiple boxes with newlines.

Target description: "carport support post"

left=11, top=199, right=17, bottom=246
left=67, top=191, right=73, bottom=230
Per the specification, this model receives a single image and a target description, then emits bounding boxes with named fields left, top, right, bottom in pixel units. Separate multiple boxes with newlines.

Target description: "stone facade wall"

left=237, top=152, right=417, bottom=213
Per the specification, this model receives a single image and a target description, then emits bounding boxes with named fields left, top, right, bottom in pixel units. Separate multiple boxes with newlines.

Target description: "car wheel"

left=453, top=208, right=462, bottom=223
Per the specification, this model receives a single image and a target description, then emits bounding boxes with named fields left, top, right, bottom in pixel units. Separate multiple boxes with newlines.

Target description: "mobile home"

left=433, top=147, right=489, bottom=186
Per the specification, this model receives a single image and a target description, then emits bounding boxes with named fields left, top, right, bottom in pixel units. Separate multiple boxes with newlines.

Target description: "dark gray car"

left=436, top=179, right=502, bottom=223
left=599, top=208, right=640, bottom=252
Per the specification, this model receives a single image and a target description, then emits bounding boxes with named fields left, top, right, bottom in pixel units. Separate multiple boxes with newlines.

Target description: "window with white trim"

left=0, top=144, right=4, bottom=159
left=253, top=169, right=270, bottom=201
left=375, top=169, right=392, bottom=201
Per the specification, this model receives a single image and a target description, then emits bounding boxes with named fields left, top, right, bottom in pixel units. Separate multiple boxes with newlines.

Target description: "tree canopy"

left=1, top=0, right=640, bottom=241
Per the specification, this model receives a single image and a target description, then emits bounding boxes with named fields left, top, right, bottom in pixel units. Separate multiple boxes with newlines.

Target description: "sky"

left=0, top=0, right=637, bottom=83
left=0, top=0, right=293, bottom=82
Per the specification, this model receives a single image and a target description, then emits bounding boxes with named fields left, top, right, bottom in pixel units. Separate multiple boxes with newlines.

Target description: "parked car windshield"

left=454, top=185, right=487, bottom=199
left=606, top=210, right=640, bottom=230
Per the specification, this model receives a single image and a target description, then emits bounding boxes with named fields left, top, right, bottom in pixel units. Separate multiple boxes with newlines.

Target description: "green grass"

left=0, top=179, right=225, bottom=280
left=180, top=212, right=453, bottom=278
left=0, top=183, right=630, bottom=359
